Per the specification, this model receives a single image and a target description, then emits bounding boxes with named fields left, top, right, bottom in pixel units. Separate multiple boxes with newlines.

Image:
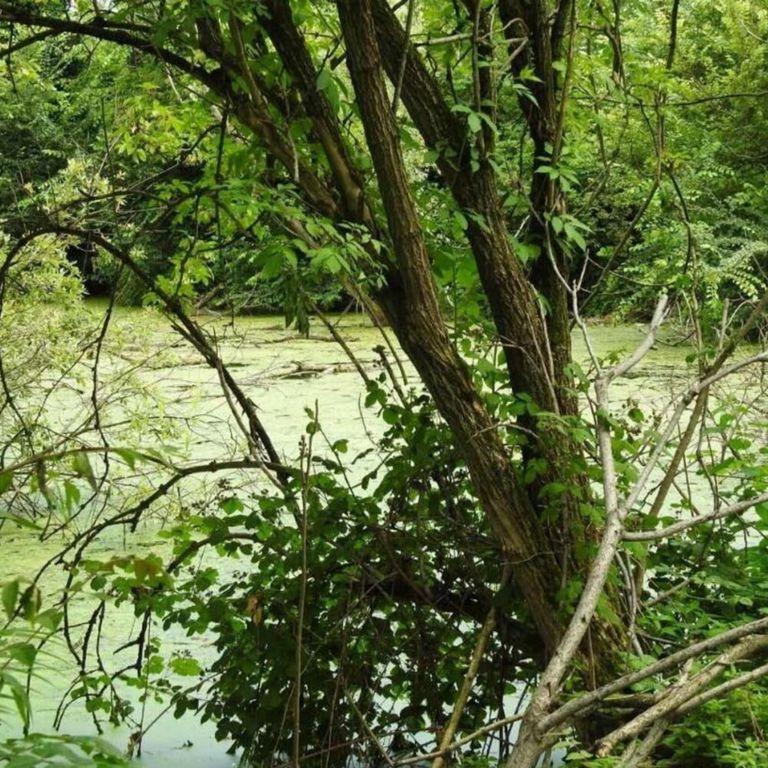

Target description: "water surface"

left=0, top=305, right=711, bottom=765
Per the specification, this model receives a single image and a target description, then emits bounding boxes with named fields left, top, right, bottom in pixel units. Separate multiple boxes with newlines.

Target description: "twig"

left=675, top=660, right=768, bottom=717
left=624, top=490, right=768, bottom=542
left=544, top=617, right=768, bottom=732
left=596, top=634, right=768, bottom=756
left=310, top=300, right=371, bottom=386
left=294, top=403, right=316, bottom=768
left=394, top=713, right=526, bottom=766
left=433, top=606, right=497, bottom=768
left=343, top=686, right=394, bottom=767
left=391, top=0, right=416, bottom=115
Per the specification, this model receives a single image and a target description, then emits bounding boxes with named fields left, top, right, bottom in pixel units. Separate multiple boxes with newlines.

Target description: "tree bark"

left=336, top=0, right=567, bottom=654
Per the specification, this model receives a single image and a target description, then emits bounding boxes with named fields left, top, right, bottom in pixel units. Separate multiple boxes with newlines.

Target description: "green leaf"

left=11, top=684, right=30, bottom=729
left=19, top=586, right=41, bottom=620
left=8, top=643, right=37, bottom=668
left=219, top=497, right=244, bottom=514
left=63, top=480, right=80, bottom=511
left=0, top=471, right=12, bottom=495
left=114, top=448, right=140, bottom=470
left=35, top=608, right=62, bottom=631
left=2, top=580, right=19, bottom=619
left=563, top=222, right=586, bottom=250
left=72, top=451, right=97, bottom=491
left=316, top=68, right=332, bottom=92
left=133, top=557, right=160, bottom=581
left=382, top=407, right=400, bottom=425
left=169, top=656, right=202, bottom=676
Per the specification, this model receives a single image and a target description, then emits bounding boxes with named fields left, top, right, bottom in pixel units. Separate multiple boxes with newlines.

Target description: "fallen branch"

left=596, top=634, right=768, bottom=756
left=541, top=616, right=768, bottom=731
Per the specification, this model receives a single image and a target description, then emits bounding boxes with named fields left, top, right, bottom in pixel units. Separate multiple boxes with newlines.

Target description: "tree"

left=2, top=1, right=768, bottom=766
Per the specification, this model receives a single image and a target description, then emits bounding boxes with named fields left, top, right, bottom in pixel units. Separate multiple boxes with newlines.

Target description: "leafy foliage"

left=3, top=0, right=768, bottom=766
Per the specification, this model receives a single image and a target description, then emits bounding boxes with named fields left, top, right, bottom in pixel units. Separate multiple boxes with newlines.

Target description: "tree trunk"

left=364, top=0, right=629, bottom=690
left=336, top=0, right=574, bottom=654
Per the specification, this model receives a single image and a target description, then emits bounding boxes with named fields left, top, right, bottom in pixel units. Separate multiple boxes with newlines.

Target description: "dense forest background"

left=2, top=1, right=767, bottom=322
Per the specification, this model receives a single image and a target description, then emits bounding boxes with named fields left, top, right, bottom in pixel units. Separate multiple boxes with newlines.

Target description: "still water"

left=0, top=303, right=705, bottom=765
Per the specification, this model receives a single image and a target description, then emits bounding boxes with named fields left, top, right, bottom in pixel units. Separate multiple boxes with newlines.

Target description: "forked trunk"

left=337, top=0, right=629, bottom=690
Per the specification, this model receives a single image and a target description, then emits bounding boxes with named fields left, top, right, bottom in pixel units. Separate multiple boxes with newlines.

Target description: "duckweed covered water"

left=0, top=303, right=704, bottom=766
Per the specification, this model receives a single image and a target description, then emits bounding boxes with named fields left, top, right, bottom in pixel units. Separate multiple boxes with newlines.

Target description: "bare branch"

left=597, top=634, right=768, bottom=756
left=625, top=491, right=768, bottom=542
left=605, top=294, right=669, bottom=382
left=542, top=617, right=768, bottom=731
left=675, top=660, right=768, bottom=717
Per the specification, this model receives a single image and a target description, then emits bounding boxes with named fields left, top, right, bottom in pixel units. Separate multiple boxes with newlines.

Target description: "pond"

left=0, top=301, right=711, bottom=766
